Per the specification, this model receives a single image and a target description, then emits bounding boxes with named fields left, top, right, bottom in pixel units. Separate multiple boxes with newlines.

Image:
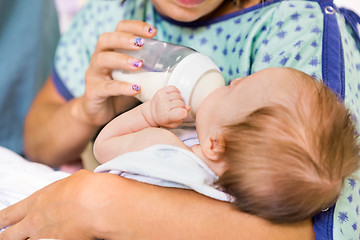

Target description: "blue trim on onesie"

left=52, top=66, right=74, bottom=101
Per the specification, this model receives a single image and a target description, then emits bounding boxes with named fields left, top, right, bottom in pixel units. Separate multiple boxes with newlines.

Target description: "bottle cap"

left=167, top=53, right=224, bottom=122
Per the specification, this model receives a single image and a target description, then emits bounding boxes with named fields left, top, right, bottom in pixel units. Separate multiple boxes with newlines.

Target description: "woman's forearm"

left=93, top=173, right=315, bottom=240
left=0, top=170, right=315, bottom=239
left=24, top=79, right=100, bottom=166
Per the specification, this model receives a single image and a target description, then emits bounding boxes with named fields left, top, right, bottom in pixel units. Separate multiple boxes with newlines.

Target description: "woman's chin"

left=174, top=0, right=206, bottom=8
left=160, top=10, right=206, bottom=22
left=152, top=0, right=219, bottom=22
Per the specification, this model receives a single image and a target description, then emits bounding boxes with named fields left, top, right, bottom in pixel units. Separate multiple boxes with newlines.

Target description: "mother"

left=2, top=0, right=359, bottom=239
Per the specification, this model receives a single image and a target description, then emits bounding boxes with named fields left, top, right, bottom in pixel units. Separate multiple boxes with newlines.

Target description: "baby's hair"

left=218, top=69, right=360, bottom=223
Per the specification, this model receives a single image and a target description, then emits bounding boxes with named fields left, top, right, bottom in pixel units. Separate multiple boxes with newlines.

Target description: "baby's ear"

left=203, top=135, right=226, bottom=161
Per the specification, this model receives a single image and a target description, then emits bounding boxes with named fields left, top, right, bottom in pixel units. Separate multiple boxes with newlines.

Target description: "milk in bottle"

left=112, top=39, right=224, bottom=122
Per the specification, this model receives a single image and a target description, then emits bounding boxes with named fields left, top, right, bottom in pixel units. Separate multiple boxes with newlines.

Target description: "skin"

left=151, top=0, right=226, bottom=21
left=0, top=169, right=315, bottom=240
left=94, top=86, right=191, bottom=163
left=11, top=0, right=316, bottom=238
left=196, top=68, right=299, bottom=145
left=151, top=0, right=261, bottom=21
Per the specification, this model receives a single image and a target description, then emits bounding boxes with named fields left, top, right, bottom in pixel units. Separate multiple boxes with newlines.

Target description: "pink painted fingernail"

left=133, top=37, right=144, bottom=47
left=132, top=84, right=140, bottom=91
left=132, top=60, right=143, bottom=68
left=145, top=25, right=155, bottom=34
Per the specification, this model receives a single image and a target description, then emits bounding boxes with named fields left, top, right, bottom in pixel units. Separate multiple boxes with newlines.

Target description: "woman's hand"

left=0, top=170, right=132, bottom=240
left=79, top=20, right=157, bottom=127
left=23, top=20, right=157, bottom=166
left=0, top=170, right=98, bottom=239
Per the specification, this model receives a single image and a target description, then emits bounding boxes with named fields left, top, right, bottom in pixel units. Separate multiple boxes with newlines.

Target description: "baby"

left=94, top=67, right=360, bottom=223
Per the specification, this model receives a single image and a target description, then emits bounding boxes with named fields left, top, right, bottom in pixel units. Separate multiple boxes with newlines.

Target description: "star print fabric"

left=333, top=170, right=360, bottom=240
left=53, top=0, right=359, bottom=133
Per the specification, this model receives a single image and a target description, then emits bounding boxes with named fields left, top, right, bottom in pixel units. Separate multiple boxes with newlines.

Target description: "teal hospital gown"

left=52, top=0, right=360, bottom=239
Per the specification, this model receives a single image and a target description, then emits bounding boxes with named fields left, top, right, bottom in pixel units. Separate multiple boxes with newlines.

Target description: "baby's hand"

left=150, top=86, right=189, bottom=128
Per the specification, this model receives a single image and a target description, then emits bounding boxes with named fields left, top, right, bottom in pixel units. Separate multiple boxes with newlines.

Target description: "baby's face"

left=196, top=67, right=301, bottom=141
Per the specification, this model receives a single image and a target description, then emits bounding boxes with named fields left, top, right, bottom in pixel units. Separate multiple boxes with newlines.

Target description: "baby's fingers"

left=171, top=107, right=189, bottom=119
left=168, top=106, right=190, bottom=125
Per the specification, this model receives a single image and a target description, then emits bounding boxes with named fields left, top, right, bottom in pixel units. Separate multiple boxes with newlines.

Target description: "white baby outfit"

left=94, top=144, right=230, bottom=202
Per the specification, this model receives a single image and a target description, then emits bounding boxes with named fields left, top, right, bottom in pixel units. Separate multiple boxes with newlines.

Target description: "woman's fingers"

left=0, top=196, right=33, bottom=230
left=90, top=51, right=142, bottom=74
left=95, top=31, right=144, bottom=52
left=96, top=20, right=156, bottom=53
left=115, top=20, right=156, bottom=37
left=81, top=20, right=156, bottom=125
left=90, top=20, right=157, bottom=87
left=0, top=221, right=30, bottom=240
left=0, top=171, right=99, bottom=240
left=0, top=195, right=38, bottom=240
left=92, top=20, right=157, bottom=78
left=92, top=78, right=140, bottom=98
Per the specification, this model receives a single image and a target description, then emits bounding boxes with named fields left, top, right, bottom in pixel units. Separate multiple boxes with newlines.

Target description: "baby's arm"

left=94, top=86, right=190, bottom=163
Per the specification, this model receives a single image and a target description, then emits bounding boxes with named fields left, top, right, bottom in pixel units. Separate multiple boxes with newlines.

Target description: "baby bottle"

left=111, top=38, right=225, bottom=122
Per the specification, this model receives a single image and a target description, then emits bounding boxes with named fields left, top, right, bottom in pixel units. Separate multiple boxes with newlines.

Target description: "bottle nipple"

left=168, top=52, right=225, bottom=122
left=188, top=70, right=224, bottom=119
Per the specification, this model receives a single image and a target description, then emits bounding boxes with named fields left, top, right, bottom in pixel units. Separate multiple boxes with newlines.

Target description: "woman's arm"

left=23, top=20, right=157, bottom=167
left=0, top=170, right=315, bottom=240
left=23, top=76, right=139, bottom=167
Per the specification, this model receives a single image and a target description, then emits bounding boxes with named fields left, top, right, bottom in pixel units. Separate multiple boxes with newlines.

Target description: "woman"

left=7, top=0, right=359, bottom=238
